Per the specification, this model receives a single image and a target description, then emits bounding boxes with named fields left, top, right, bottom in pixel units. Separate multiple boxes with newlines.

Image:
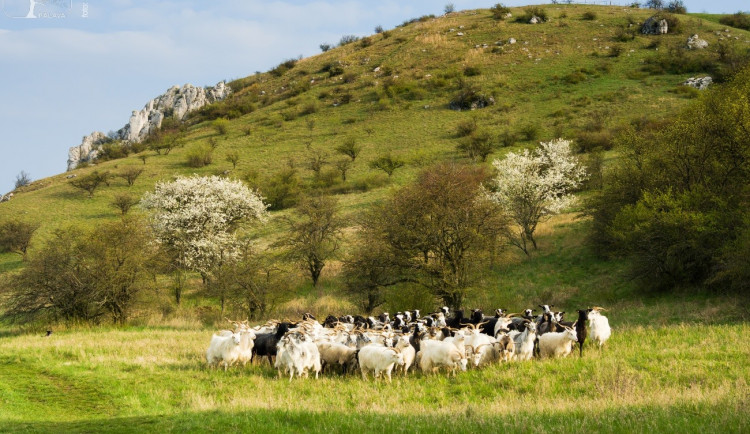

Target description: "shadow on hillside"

left=0, top=400, right=740, bottom=433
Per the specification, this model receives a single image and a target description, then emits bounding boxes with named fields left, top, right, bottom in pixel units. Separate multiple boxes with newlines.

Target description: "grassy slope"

left=3, top=5, right=748, bottom=262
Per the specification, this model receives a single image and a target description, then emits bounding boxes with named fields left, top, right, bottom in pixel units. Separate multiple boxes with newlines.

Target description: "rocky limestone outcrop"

left=683, top=76, right=712, bottom=90
left=67, top=131, right=109, bottom=170
left=67, top=81, right=230, bottom=170
left=686, top=34, right=709, bottom=50
left=642, top=16, right=668, bottom=35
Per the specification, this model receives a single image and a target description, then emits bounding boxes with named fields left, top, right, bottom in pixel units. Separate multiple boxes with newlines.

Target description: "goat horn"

left=478, top=320, right=490, bottom=327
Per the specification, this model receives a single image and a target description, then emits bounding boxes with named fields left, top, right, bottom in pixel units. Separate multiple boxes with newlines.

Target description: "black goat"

left=575, top=309, right=592, bottom=357
left=409, top=327, right=424, bottom=352
left=252, top=322, right=293, bottom=366
left=445, top=310, right=465, bottom=329
left=323, top=315, right=339, bottom=328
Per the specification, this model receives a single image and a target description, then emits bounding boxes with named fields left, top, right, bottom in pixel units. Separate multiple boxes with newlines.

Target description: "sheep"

left=538, top=327, right=578, bottom=359
left=509, top=320, right=537, bottom=361
left=417, top=339, right=467, bottom=376
left=588, top=307, right=611, bottom=349
left=358, top=345, right=404, bottom=383
left=206, top=332, right=242, bottom=371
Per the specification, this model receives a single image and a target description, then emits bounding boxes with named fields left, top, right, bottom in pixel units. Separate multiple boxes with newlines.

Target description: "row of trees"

left=2, top=138, right=586, bottom=323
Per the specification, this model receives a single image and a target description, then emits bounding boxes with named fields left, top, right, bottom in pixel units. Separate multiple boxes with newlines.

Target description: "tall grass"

left=0, top=322, right=747, bottom=431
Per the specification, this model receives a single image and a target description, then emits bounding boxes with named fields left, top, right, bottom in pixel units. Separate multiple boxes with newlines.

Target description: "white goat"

left=494, top=333, right=515, bottom=362
left=538, top=327, right=578, bottom=359
left=588, top=308, right=611, bottom=349
left=418, top=340, right=467, bottom=376
left=358, top=345, right=405, bottom=383
left=509, top=321, right=537, bottom=361
left=295, top=335, right=321, bottom=379
left=317, top=341, right=358, bottom=374
left=206, top=332, right=242, bottom=371
left=394, top=336, right=416, bottom=375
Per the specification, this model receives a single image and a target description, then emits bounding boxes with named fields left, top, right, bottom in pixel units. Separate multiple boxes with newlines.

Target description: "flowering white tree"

left=140, top=175, right=268, bottom=304
left=487, top=139, right=587, bottom=255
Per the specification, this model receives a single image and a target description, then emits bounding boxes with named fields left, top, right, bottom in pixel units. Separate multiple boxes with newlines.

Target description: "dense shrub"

left=666, top=0, right=686, bottom=14
left=719, top=12, right=750, bottom=30
left=98, top=141, right=129, bottom=161
left=575, top=130, right=615, bottom=153
left=455, top=118, right=478, bottom=137
left=582, top=11, right=597, bottom=20
left=320, top=62, right=344, bottom=77
left=449, top=84, right=495, bottom=110
left=515, top=7, right=548, bottom=23
left=185, top=145, right=213, bottom=168
left=339, top=35, right=359, bottom=46
left=498, top=130, right=518, bottom=147
left=586, top=65, right=750, bottom=292
left=490, top=3, right=511, bottom=20
left=463, top=66, right=481, bottom=77
left=270, top=58, right=298, bottom=77
left=518, top=123, right=540, bottom=141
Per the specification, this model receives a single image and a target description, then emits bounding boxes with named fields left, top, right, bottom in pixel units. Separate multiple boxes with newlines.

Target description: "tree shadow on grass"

left=1, top=400, right=742, bottom=433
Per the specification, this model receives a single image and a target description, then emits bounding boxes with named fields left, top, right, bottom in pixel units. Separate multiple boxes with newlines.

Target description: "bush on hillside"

left=587, top=65, right=750, bottom=292
left=515, top=7, right=548, bottom=23
left=185, top=145, right=213, bottom=168
left=582, top=11, right=597, bottom=20
left=719, top=12, right=750, bottom=30
left=490, top=3, right=511, bottom=20
left=339, top=35, right=359, bottom=46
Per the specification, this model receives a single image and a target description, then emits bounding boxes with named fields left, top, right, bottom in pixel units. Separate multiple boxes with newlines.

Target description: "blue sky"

left=0, top=0, right=747, bottom=193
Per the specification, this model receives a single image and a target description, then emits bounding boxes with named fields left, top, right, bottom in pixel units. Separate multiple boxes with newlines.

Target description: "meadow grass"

left=2, top=8, right=749, bottom=431
left=0, top=321, right=747, bottom=432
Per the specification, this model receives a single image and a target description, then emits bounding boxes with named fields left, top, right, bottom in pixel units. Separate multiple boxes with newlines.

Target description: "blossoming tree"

left=487, top=139, right=587, bottom=255
left=140, top=175, right=268, bottom=304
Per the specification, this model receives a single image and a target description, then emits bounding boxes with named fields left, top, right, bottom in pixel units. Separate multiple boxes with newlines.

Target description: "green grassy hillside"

left=1, top=5, right=749, bottom=315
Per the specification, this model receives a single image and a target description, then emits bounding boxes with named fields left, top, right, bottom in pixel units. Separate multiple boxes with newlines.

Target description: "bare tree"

left=119, top=167, right=143, bottom=187
left=369, top=154, right=404, bottom=177
left=0, top=219, right=39, bottom=261
left=70, top=171, right=110, bottom=198
left=111, top=193, right=138, bottom=215
left=14, top=171, right=31, bottom=189
left=226, top=150, right=240, bottom=169
left=335, top=138, right=362, bottom=161
left=279, top=196, right=342, bottom=287
left=335, top=159, right=352, bottom=182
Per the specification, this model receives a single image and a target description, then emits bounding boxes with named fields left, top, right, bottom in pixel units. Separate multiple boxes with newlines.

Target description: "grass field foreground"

left=0, top=319, right=747, bottom=432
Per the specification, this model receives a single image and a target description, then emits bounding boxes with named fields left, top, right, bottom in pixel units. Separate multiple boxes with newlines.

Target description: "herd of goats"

left=205, top=305, right=612, bottom=381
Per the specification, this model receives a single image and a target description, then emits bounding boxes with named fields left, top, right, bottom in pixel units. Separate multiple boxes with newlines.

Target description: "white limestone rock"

left=642, top=16, right=668, bottom=35
left=67, top=81, right=230, bottom=170
left=683, top=76, right=712, bottom=90
left=686, top=34, right=708, bottom=50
